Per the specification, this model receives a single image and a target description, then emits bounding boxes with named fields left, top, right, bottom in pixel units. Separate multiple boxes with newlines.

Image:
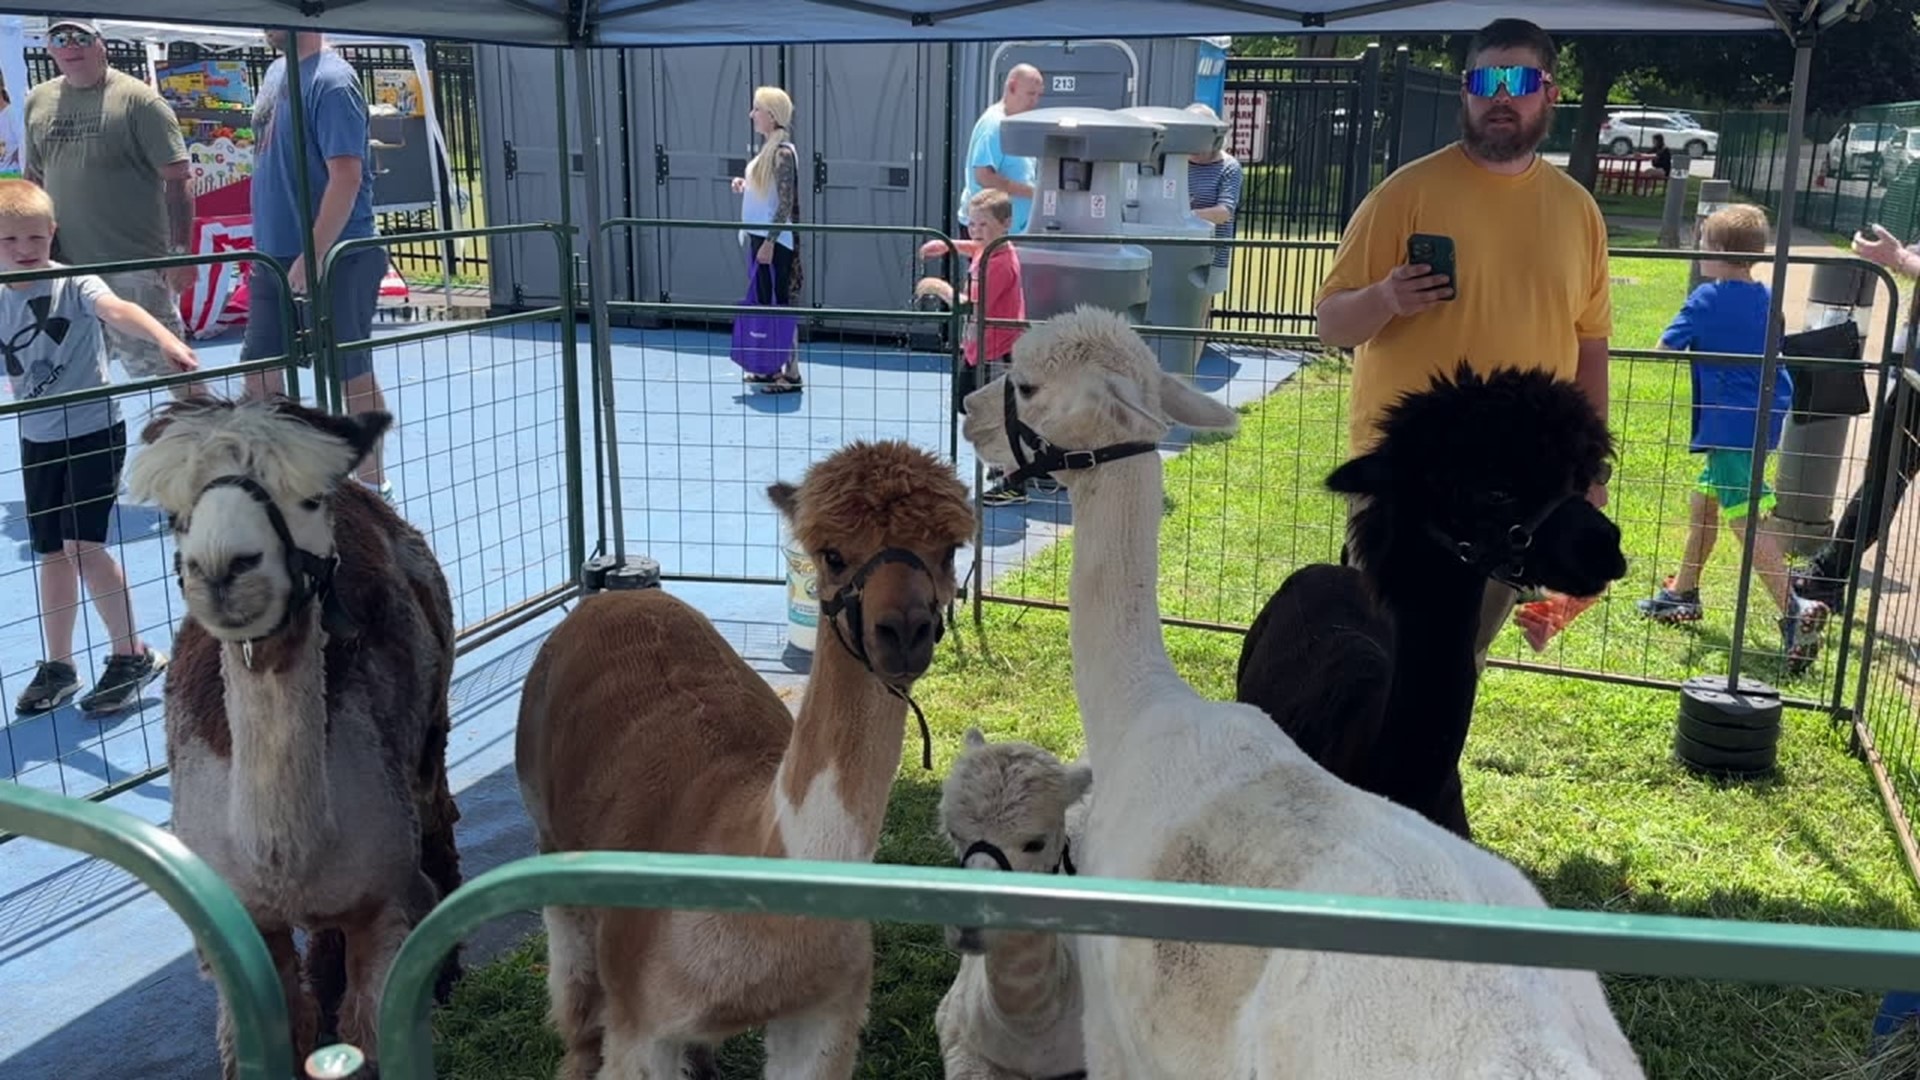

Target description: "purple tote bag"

left=730, top=249, right=798, bottom=377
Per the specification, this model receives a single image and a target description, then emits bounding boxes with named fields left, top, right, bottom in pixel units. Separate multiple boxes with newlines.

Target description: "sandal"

left=764, top=374, right=803, bottom=394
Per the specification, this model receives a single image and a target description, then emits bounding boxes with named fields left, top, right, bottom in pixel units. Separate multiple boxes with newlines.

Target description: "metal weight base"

left=581, top=554, right=662, bottom=594
left=1672, top=673, right=1784, bottom=779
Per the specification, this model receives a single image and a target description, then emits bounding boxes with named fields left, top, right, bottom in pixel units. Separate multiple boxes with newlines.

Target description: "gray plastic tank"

left=999, top=107, right=1159, bottom=325
left=1118, top=105, right=1229, bottom=374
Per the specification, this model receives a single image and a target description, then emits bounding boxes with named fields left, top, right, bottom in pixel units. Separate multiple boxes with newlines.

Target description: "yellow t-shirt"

left=1316, top=143, right=1612, bottom=454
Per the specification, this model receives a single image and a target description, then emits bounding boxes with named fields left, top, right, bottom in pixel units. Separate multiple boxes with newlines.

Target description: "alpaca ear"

left=963, top=726, right=987, bottom=750
left=1064, top=762, right=1093, bottom=802
left=767, top=481, right=799, bottom=519
left=342, top=411, right=393, bottom=473
left=1326, top=451, right=1390, bottom=497
left=1157, top=372, right=1239, bottom=434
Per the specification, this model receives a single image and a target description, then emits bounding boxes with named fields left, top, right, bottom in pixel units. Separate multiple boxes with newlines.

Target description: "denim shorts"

left=242, top=246, right=388, bottom=381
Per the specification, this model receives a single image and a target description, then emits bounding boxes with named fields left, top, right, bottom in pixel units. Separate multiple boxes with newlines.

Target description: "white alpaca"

left=959, top=307, right=1644, bottom=1080
left=935, top=727, right=1091, bottom=1080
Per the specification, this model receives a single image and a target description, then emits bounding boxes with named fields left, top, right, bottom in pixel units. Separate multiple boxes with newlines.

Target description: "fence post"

left=1660, top=152, right=1692, bottom=247
left=1689, top=178, right=1734, bottom=292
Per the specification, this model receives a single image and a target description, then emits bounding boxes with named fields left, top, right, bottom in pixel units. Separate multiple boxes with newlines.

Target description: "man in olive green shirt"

left=25, top=18, right=199, bottom=399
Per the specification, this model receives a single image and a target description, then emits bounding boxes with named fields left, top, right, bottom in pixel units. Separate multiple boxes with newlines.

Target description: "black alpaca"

left=1236, top=363, right=1628, bottom=840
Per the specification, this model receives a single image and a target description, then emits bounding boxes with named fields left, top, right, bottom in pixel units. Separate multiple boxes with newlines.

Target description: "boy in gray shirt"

left=0, top=179, right=199, bottom=715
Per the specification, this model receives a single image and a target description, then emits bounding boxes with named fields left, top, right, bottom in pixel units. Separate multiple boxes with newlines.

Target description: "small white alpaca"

left=959, top=306, right=1645, bottom=1080
left=935, top=727, right=1091, bottom=1080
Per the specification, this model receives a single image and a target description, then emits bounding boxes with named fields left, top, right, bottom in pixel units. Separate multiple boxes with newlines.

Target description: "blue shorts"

left=242, top=246, right=388, bottom=382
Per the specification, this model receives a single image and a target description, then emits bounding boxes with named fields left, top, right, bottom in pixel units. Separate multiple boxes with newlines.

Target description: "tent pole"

left=572, top=41, right=652, bottom=588
left=1724, top=37, right=1813, bottom=690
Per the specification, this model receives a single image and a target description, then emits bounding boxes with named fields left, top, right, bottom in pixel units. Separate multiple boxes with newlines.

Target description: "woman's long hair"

left=745, top=86, right=794, bottom=197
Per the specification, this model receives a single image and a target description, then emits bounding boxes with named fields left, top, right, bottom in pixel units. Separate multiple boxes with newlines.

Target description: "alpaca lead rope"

left=817, top=546, right=944, bottom=771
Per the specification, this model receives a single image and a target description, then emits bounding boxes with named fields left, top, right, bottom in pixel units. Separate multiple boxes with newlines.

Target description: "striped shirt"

left=1188, top=153, right=1243, bottom=268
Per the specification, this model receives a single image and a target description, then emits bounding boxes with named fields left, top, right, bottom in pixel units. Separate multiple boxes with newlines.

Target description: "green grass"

left=429, top=228, right=1920, bottom=1079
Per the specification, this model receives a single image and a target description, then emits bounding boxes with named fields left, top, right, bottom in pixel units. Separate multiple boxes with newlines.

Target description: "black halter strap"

left=173, top=474, right=358, bottom=657
left=817, top=546, right=944, bottom=770
left=1000, top=378, right=1159, bottom=488
left=960, top=836, right=1077, bottom=876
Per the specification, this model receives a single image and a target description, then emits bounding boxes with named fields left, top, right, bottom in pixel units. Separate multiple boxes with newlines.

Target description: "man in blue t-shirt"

left=957, top=64, right=1043, bottom=235
left=243, top=29, right=396, bottom=503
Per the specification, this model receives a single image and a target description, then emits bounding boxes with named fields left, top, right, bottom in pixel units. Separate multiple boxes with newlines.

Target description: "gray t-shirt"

left=2, top=266, right=119, bottom=442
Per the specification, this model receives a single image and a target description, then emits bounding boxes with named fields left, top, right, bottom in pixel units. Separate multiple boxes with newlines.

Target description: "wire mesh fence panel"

left=1847, top=366, right=1920, bottom=884
left=597, top=220, right=962, bottom=587
left=315, top=229, right=581, bottom=651
left=0, top=256, right=304, bottom=805
left=973, top=238, right=1913, bottom=713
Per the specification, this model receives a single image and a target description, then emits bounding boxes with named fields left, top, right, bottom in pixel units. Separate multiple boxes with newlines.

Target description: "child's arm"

left=1657, top=289, right=1706, bottom=352
left=920, top=237, right=983, bottom=261
left=94, top=291, right=199, bottom=374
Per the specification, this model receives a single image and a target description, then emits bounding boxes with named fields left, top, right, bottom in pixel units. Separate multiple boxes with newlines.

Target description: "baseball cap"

left=47, top=18, right=102, bottom=36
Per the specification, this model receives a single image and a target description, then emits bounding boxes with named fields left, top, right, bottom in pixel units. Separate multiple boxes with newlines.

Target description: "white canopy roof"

left=0, top=0, right=1864, bottom=50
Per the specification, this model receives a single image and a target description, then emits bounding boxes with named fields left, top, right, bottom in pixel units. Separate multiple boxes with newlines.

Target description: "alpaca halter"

left=961, top=836, right=1077, bottom=877
left=999, top=378, right=1160, bottom=488
left=173, top=474, right=359, bottom=668
left=1424, top=489, right=1582, bottom=590
left=817, top=546, right=944, bottom=770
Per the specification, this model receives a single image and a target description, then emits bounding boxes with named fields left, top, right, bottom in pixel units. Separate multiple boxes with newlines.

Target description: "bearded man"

left=1313, top=16, right=1612, bottom=669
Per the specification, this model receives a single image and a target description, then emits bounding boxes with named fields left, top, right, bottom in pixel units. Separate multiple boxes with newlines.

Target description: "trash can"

left=1000, top=106, right=1158, bottom=324
left=1774, top=261, right=1877, bottom=555
left=1117, top=105, right=1228, bottom=375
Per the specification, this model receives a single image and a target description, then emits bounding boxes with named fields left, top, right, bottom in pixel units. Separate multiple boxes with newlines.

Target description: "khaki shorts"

left=100, top=269, right=187, bottom=380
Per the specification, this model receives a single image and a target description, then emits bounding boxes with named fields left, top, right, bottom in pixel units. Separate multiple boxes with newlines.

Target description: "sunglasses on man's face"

left=1462, top=65, right=1552, bottom=98
left=49, top=30, right=96, bottom=49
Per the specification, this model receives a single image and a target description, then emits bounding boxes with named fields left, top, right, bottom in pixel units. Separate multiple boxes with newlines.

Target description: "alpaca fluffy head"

left=767, top=439, right=973, bottom=682
left=125, top=396, right=389, bottom=641
left=960, top=305, right=1238, bottom=485
left=939, top=726, right=1091, bottom=954
left=1329, top=362, right=1626, bottom=599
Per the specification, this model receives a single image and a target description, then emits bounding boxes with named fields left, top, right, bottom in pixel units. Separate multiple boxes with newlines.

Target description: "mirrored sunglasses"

left=1463, top=65, right=1550, bottom=98
left=48, top=29, right=97, bottom=48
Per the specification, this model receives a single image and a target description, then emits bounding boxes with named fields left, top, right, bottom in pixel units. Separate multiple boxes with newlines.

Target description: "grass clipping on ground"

left=433, top=241, right=1920, bottom=1080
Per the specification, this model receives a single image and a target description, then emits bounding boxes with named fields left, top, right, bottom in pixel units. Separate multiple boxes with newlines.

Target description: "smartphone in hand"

left=1407, top=233, right=1456, bottom=301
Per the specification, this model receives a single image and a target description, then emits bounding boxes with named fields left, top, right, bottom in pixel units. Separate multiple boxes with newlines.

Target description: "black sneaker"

left=79, top=649, right=168, bottom=716
left=980, top=479, right=1029, bottom=506
left=16, top=660, right=79, bottom=715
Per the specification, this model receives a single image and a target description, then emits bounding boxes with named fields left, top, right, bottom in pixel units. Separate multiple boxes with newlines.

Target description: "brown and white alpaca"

left=124, top=396, right=462, bottom=1077
left=961, top=307, right=1642, bottom=1079
left=515, top=438, right=975, bottom=1080
left=936, top=727, right=1091, bottom=1080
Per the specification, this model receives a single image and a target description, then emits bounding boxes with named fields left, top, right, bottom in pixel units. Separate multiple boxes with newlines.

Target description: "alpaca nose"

left=952, top=926, right=984, bottom=953
left=873, top=606, right=937, bottom=670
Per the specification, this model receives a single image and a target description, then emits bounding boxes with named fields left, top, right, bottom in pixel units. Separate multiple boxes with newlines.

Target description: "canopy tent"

left=0, top=1, right=1869, bottom=47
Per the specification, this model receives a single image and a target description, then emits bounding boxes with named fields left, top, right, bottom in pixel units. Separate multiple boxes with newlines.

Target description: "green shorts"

left=1697, top=449, right=1774, bottom=518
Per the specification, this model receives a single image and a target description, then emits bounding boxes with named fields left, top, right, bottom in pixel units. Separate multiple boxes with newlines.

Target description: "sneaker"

left=364, top=478, right=397, bottom=507
left=1779, top=596, right=1830, bottom=675
left=79, top=648, right=169, bottom=715
left=980, top=479, right=1029, bottom=507
left=16, top=660, right=79, bottom=715
left=1790, top=557, right=1844, bottom=610
left=1636, top=580, right=1703, bottom=624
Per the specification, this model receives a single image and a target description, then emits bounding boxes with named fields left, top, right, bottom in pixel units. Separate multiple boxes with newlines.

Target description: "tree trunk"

left=1566, top=49, right=1622, bottom=190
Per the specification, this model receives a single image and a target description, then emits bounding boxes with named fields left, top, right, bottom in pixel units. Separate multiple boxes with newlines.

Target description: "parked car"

left=1601, top=110, right=1719, bottom=157
left=1826, top=121, right=1902, bottom=179
left=1878, top=127, right=1920, bottom=183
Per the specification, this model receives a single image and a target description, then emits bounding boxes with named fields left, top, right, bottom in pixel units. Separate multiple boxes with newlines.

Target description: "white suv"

left=1601, top=111, right=1719, bottom=158
left=1826, top=121, right=1903, bottom=180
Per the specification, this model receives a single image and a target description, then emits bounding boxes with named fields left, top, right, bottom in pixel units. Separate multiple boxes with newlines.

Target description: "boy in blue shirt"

left=1638, top=203, right=1830, bottom=673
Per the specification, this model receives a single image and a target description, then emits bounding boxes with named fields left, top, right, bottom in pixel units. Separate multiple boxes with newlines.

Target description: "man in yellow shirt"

left=1315, top=16, right=1612, bottom=667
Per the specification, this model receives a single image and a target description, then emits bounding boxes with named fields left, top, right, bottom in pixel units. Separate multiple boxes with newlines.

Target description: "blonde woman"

left=730, top=85, right=804, bottom=393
